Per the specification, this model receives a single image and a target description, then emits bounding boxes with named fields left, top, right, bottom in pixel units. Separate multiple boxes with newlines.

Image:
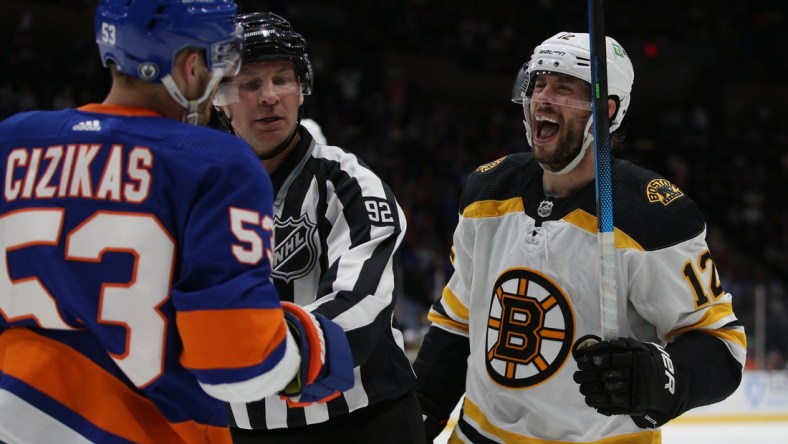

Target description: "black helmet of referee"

left=237, top=12, right=313, bottom=95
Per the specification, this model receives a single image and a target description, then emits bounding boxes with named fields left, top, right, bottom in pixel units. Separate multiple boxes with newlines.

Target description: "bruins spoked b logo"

left=486, top=268, right=574, bottom=388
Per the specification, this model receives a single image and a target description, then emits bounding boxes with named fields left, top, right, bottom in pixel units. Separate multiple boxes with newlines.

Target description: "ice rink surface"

left=435, top=420, right=788, bottom=443
left=660, top=421, right=788, bottom=443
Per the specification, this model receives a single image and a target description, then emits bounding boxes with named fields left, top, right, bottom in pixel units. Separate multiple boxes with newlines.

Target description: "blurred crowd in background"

left=2, top=0, right=786, bottom=369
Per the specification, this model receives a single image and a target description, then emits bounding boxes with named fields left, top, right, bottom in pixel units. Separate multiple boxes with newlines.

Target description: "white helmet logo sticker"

left=138, top=62, right=159, bottom=81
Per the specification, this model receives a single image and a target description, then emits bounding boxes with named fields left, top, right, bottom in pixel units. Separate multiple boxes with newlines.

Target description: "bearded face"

left=526, top=73, right=593, bottom=173
left=530, top=105, right=590, bottom=172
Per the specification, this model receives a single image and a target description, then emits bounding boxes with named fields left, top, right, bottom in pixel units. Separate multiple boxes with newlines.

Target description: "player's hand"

left=280, top=302, right=354, bottom=407
left=572, top=335, right=687, bottom=428
left=416, top=392, right=449, bottom=442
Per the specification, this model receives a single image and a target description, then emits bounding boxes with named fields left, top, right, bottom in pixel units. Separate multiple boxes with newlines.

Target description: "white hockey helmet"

left=512, top=32, right=634, bottom=173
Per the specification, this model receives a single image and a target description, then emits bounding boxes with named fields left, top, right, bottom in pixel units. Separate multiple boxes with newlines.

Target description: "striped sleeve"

left=303, top=146, right=406, bottom=365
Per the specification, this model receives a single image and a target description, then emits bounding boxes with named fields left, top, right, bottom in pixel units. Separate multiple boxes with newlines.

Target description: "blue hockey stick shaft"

left=588, top=0, right=618, bottom=340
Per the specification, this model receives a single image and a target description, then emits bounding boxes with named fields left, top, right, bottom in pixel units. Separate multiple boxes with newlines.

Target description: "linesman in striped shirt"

left=213, top=12, right=425, bottom=444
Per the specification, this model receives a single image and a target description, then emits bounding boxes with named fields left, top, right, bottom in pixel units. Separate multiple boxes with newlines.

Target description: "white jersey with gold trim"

left=427, top=153, right=745, bottom=443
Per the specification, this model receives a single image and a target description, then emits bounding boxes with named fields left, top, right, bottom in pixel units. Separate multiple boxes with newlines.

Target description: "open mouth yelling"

left=534, top=115, right=560, bottom=143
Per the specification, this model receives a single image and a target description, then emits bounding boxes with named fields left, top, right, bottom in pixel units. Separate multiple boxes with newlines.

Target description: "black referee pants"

left=230, top=391, right=426, bottom=444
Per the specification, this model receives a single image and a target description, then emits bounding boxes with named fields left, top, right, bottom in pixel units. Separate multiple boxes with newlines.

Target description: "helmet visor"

left=511, top=64, right=592, bottom=111
left=511, top=62, right=531, bottom=104
left=212, top=77, right=302, bottom=106
left=209, top=24, right=243, bottom=79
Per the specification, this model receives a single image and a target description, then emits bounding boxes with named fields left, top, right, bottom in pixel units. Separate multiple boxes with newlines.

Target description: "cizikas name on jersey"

left=4, top=144, right=152, bottom=204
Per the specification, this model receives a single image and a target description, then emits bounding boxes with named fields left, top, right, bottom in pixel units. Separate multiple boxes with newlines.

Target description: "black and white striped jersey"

left=228, top=125, right=418, bottom=430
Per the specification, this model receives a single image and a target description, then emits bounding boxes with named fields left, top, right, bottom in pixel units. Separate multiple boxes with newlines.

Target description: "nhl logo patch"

left=537, top=200, right=553, bottom=217
left=272, top=214, right=318, bottom=283
left=646, top=179, right=684, bottom=206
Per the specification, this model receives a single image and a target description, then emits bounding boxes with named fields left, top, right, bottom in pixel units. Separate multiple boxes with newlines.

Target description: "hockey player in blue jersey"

left=0, top=1, right=353, bottom=443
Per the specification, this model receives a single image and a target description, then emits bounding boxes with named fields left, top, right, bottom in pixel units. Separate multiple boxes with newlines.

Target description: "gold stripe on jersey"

left=455, top=396, right=660, bottom=444
left=428, top=309, right=470, bottom=334
left=564, top=209, right=644, bottom=251
left=702, top=327, right=747, bottom=350
left=665, top=302, right=747, bottom=349
left=667, top=302, right=746, bottom=345
left=441, top=286, right=470, bottom=321
left=462, top=198, right=524, bottom=219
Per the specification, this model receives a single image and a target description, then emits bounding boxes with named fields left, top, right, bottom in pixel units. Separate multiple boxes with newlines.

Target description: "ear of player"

left=572, top=335, right=689, bottom=429
left=279, top=301, right=354, bottom=407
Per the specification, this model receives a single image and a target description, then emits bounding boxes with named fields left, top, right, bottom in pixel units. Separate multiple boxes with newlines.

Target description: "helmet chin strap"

left=259, top=124, right=298, bottom=160
left=258, top=107, right=304, bottom=160
left=524, top=116, right=595, bottom=176
left=161, top=71, right=224, bottom=125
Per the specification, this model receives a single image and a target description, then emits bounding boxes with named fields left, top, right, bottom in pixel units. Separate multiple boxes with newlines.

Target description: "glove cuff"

left=631, top=342, right=689, bottom=428
left=281, top=301, right=324, bottom=385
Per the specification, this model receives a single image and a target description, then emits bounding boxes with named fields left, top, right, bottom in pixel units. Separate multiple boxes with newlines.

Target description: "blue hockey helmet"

left=95, top=0, right=242, bottom=83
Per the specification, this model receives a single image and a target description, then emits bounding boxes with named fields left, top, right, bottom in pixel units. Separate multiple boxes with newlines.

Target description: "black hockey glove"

left=572, top=335, right=688, bottom=429
left=416, top=392, right=449, bottom=442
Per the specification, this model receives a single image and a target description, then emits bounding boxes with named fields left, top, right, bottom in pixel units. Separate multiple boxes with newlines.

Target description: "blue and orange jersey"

left=0, top=104, right=300, bottom=443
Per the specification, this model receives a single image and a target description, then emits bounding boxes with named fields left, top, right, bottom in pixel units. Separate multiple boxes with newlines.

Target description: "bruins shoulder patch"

left=475, top=156, right=506, bottom=173
left=646, top=178, right=684, bottom=206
